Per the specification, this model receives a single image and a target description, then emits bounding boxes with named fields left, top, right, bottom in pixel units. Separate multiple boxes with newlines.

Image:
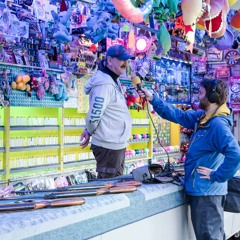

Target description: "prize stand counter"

left=1, top=182, right=240, bottom=240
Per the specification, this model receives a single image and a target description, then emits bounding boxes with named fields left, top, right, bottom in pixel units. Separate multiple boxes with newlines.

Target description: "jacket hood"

left=215, top=103, right=233, bottom=126
left=84, top=69, right=116, bottom=95
left=200, top=103, right=233, bottom=126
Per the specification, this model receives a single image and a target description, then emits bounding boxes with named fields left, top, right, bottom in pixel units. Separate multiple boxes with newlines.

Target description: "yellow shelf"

left=0, top=101, right=180, bottom=182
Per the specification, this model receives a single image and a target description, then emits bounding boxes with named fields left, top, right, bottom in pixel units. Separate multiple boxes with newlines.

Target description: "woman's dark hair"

left=200, top=79, right=228, bottom=105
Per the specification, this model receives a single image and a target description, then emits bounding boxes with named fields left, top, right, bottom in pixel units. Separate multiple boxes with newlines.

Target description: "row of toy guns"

left=0, top=181, right=142, bottom=212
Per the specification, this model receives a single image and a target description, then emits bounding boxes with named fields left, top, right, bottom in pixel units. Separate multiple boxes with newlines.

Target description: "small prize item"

left=54, top=176, right=69, bottom=188
left=13, top=182, right=26, bottom=192
left=215, top=66, right=230, bottom=79
left=0, top=185, right=16, bottom=198
left=225, top=50, right=240, bottom=65
left=74, top=172, right=88, bottom=184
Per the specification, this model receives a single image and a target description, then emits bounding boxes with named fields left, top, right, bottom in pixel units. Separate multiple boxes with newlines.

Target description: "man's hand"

left=197, top=166, right=213, bottom=180
left=80, top=129, right=91, bottom=148
left=137, top=87, right=154, bottom=102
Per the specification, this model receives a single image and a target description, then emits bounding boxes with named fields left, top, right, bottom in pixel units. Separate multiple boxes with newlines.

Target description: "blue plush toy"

left=84, top=0, right=119, bottom=43
left=51, top=0, right=73, bottom=42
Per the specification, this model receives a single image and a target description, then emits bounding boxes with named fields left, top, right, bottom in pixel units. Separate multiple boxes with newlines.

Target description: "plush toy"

left=181, top=0, right=203, bottom=52
left=0, top=70, right=11, bottom=95
left=48, top=76, right=59, bottom=96
left=112, top=0, right=153, bottom=23
left=11, top=75, right=31, bottom=92
left=201, top=0, right=230, bottom=39
left=157, top=24, right=171, bottom=55
left=55, top=81, right=69, bottom=101
left=51, top=0, right=73, bottom=42
left=181, top=0, right=229, bottom=50
left=125, top=86, right=146, bottom=111
left=91, top=0, right=116, bottom=14
left=47, top=76, right=68, bottom=101
left=85, top=11, right=119, bottom=43
left=125, top=88, right=139, bottom=107
left=31, top=75, right=49, bottom=100
left=215, top=28, right=234, bottom=50
left=0, top=89, right=9, bottom=108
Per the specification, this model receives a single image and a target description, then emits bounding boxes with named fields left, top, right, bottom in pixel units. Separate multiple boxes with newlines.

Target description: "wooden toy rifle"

left=11, top=181, right=141, bottom=194
left=0, top=185, right=138, bottom=201
left=0, top=197, right=85, bottom=212
left=44, top=185, right=137, bottom=199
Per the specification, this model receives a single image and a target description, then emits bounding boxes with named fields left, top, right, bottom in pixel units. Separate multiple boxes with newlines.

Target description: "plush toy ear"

left=60, top=0, right=67, bottom=12
left=157, top=24, right=171, bottom=54
left=51, top=10, right=59, bottom=22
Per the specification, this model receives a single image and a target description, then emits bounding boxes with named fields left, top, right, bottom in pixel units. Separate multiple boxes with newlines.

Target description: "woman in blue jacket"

left=139, top=79, right=240, bottom=240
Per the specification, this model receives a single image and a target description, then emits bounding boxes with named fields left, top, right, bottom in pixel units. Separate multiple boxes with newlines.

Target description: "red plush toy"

left=125, top=87, right=146, bottom=111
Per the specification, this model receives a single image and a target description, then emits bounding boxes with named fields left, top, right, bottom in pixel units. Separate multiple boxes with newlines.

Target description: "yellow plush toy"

left=11, top=75, right=31, bottom=92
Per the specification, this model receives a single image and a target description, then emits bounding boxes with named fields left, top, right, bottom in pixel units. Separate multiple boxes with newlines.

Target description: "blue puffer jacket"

left=151, top=95, right=240, bottom=196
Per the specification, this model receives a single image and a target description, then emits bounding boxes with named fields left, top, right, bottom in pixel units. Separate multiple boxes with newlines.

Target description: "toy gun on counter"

left=44, top=185, right=137, bottom=199
left=0, top=182, right=140, bottom=201
left=0, top=197, right=85, bottom=212
left=11, top=181, right=142, bottom=194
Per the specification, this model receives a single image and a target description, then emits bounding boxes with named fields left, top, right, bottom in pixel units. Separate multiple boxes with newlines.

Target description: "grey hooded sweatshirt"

left=84, top=66, right=132, bottom=150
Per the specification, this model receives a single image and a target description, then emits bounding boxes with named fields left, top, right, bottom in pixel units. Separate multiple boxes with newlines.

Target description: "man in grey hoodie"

left=80, top=45, right=135, bottom=179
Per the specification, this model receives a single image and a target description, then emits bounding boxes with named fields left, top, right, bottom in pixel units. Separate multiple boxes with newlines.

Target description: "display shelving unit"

left=0, top=64, right=181, bottom=183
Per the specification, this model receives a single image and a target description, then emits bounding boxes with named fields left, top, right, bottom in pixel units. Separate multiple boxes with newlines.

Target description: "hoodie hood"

left=199, top=103, right=233, bottom=126
left=84, top=70, right=117, bottom=95
left=84, top=60, right=120, bottom=95
left=215, top=103, right=233, bottom=126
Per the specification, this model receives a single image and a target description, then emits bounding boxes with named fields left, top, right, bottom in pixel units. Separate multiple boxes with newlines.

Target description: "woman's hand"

left=137, top=87, right=154, bottom=102
left=197, top=166, right=213, bottom=180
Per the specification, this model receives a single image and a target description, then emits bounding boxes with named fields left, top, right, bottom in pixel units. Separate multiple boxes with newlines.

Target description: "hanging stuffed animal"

left=51, top=0, right=73, bottom=42
left=111, top=0, right=153, bottom=23
left=201, top=0, right=229, bottom=39
left=84, top=3, right=119, bottom=44
left=91, top=0, right=116, bottom=14
left=181, top=0, right=204, bottom=52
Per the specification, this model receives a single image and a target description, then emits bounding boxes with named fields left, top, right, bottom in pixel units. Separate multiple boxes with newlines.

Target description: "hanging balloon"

left=228, top=0, right=238, bottom=6
left=230, top=0, right=240, bottom=9
left=230, top=10, right=240, bottom=30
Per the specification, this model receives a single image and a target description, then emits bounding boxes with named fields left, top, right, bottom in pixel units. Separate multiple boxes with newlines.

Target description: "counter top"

left=0, top=183, right=184, bottom=240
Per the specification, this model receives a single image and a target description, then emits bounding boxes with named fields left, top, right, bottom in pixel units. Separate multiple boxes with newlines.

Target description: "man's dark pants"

left=91, top=144, right=126, bottom=179
left=188, top=195, right=226, bottom=240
